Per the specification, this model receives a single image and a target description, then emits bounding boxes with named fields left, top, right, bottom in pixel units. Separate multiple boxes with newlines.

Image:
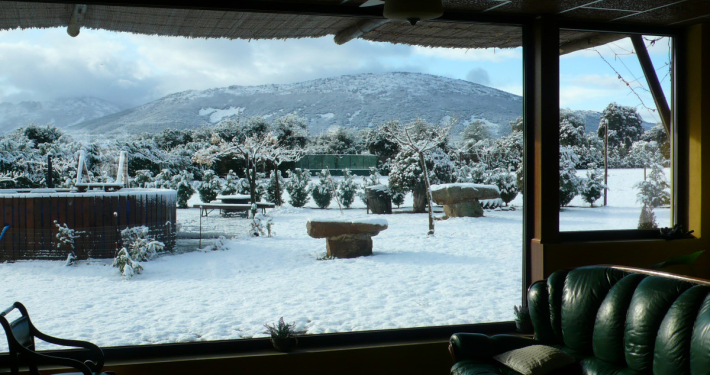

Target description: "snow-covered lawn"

left=0, top=168, right=668, bottom=351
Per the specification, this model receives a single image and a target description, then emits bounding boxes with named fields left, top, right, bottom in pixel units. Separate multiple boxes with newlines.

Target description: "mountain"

left=0, top=97, right=121, bottom=134
left=71, top=72, right=525, bottom=137
left=574, top=109, right=655, bottom=134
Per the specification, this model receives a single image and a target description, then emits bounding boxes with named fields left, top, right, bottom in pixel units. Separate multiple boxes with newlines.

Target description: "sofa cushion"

left=493, top=345, right=575, bottom=375
left=593, top=273, right=646, bottom=364
left=624, top=276, right=692, bottom=372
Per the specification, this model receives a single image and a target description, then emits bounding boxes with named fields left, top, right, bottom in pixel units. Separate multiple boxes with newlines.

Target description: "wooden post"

left=631, top=35, right=671, bottom=134
left=604, top=124, right=608, bottom=206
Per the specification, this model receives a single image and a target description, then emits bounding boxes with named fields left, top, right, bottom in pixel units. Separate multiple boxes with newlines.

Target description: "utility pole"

left=604, top=125, right=608, bottom=206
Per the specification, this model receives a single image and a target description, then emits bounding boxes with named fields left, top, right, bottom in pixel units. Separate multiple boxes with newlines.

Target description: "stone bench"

left=306, top=218, right=388, bottom=258
left=430, top=183, right=500, bottom=217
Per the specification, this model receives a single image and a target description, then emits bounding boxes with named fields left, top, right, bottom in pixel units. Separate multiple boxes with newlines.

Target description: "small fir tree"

left=285, top=168, right=312, bottom=208
left=113, top=248, right=143, bottom=278
left=559, top=147, right=581, bottom=207
left=237, top=169, right=266, bottom=202
left=580, top=165, right=606, bottom=207
left=391, top=188, right=405, bottom=208
left=336, top=168, right=358, bottom=209
left=171, top=171, right=194, bottom=208
left=312, top=169, right=334, bottom=209
left=358, top=167, right=381, bottom=205
left=266, top=170, right=286, bottom=206
left=198, top=170, right=221, bottom=203
left=153, top=169, right=174, bottom=189
left=220, top=169, right=239, bottom=195
left=250, top=212, right=274, bottom=237
left=120, top=226, right=166, bottom=261
left=485, top=168, right=518, bottom=206
left=131, top=170, right=154, bottom=188
left=638, top=204, right=659, bottom=229
left=634, top=161, right=670, bottom=208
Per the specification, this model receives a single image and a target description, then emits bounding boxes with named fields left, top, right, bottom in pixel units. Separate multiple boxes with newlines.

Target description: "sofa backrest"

left=528, top=266, right=710, bottom=375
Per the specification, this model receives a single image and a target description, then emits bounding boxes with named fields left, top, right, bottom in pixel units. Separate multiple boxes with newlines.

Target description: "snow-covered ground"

left=0, top=168, right=668, bottom=351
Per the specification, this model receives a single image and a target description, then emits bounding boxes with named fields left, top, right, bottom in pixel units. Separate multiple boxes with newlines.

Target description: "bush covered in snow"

left=311, top=169, right=334, bottom=209
left=250, top=212, right=273, bottom=237
left=197, top=170, right=221, bottom=204
left=221, top=169, right=240, bottom=195
left=285, top=168, right=312, bottom=208
left=559, top=147, right=581, bottom=207
left=172, top=171, right=195, bottom=208
left=266, top=170, right=286, bottom=206
left=112, top=248, right=143, bottom=278
left=120, top=226, right=166, bottom=262
left=337, top=169, right=358, bottom=209
left=485, top=168, right=518, bottom=206
left=580, top=165, right=606, bottom=207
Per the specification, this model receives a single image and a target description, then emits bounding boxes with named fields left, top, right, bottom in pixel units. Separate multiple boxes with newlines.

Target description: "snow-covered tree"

left=120, top=226, right=166, bottom=261
left=266, top=170, right=286, bottom=206
left=559, top=146, right=581, bottom=207
left=485, top=168, right=518, bottom=206
left=271, top=113, right=309, bottom=149
left=131, top=170, right=154, bottom=188
left=559, top=109, right=586, bottom=148
left=313, top=126, right=359, bottom=154
left=383, top=119, right=452, bottom=235
left=193, top=130, right=302, bottom=204
left=285, top=168, right=312, bottom=208
left=154, top=169, right=174, bottom=189
left=312, top=169, right=334, bottom=209
left=598, top=102, right=644, bottom=151
left=580, top=164, right=606, bottom=207
left=337, top=168, right=358, bottom=209
left=634, top=161, right=670, bottom=208
left=171, top=171, right=195, bottom=208
left=461, top=120, right=492, bottom=146
left=113, top=248, right=143, bottom=278
left=638, top=204, right=659, bottom=229
left=358, top=167, right=381, bottom=205
left=221, top=169, right=240, bottom=195
left=197, top=170, right=221, bottom=203
left=363, top=121, right=401, bottom=160
left=391, top=188, right=405, bottom=208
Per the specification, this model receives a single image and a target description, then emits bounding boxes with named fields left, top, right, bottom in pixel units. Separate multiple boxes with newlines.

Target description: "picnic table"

left=193, top=202, right=276, bottom=217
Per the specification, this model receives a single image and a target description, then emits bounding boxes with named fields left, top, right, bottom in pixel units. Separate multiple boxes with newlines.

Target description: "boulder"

left=307, top=218, right=388, bottom=258
left=307, top=218, right=388, bottom=239
left=430, top=183, right=500, bottom=218
left=327, top=233, right=373, bottom=258
left=430, top=183, right=500, bottom=205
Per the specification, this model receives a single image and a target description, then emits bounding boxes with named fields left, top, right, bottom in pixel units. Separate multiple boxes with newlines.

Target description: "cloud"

left=465, top=68, right=490, bottom=86
left=412, top=46, right=521, bottom=62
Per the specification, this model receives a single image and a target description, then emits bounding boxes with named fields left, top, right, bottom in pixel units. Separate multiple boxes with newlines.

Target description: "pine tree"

left=197, top=170, right=221, bottom=203
left=337, top=168, right=358, bottom=209
left=171, top=171, right=194, bottom=208
left=220, top=169, right=239, bottom=195
left=391, top=188, right=405, bottom=208
left=154, top=169, right=174, bottom=189
left=559, top=147, right=581, bottom=207
left=634, top=160, right=670, bottom=208
left=638, top=204, right=659, bottom=229
left=358, top=167, right=381, bottom=205
left=485, top=168, right=518, bottom=206
left=266, top=170, right=286, bottom=206
left=285, top=168, right=312, bottom=208
left=312, top=169, right=334, bottom=209
left=237, top=169, right=266, bottom=202
left=580, top=165, right=606, bottom=207
left=131, top=170, right=154, bottom=188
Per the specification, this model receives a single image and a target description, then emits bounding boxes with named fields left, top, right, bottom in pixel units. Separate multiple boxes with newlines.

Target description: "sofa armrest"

left=449, top=333, right=537, bottom=362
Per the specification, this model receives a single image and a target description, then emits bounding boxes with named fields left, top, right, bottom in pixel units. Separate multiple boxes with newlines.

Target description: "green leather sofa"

left=449, top=265, right=710, bottom=375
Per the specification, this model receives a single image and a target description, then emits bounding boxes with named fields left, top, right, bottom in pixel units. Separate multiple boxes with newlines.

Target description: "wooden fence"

left=0, top=189, right=177, bottom=261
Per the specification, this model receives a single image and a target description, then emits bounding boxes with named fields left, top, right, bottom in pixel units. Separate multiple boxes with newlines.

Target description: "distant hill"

left=0, top=97, right=121, bottom=134
left=71, top=72, right=525, bottom=137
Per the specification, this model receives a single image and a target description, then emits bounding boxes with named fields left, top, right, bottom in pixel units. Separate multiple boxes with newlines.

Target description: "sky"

left=0, top=27, right=672, bottom=123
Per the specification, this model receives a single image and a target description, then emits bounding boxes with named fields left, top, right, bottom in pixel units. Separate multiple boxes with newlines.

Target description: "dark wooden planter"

left=366, top=185, right=392, bottom=214
left=270, top=337, right=298, bottom=352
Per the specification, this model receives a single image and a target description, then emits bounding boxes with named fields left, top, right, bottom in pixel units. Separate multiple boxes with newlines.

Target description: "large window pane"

left=0, top=15, right=523, bottom=350
left=558, top=33, right=673, bottom=232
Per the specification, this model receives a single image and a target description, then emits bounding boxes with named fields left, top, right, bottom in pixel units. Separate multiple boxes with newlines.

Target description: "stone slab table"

left=430, top=183, right=500, bottom=218
left=306, top=217, right=388, bottom=258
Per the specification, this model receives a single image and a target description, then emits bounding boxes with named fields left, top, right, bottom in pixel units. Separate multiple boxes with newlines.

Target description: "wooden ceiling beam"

left=334, top=19, right=389, bottom=45
left=558, top=33, right=628, bottom=55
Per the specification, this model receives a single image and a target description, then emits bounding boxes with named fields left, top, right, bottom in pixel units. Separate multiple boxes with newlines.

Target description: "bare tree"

left=383, top=120, right=452, bottom=235
left=193, top=132, right=304, bottom=205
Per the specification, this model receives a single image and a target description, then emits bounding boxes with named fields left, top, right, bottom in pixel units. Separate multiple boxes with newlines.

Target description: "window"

left=558, top=31, right=675, bottom=233
left=0, top=7, right=524, bottom=352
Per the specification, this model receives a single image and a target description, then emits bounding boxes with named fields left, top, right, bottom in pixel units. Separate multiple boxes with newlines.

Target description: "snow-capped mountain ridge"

left=0, top=97, right=121, bottom=134
left=72, top=72, right=524, bottom=136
